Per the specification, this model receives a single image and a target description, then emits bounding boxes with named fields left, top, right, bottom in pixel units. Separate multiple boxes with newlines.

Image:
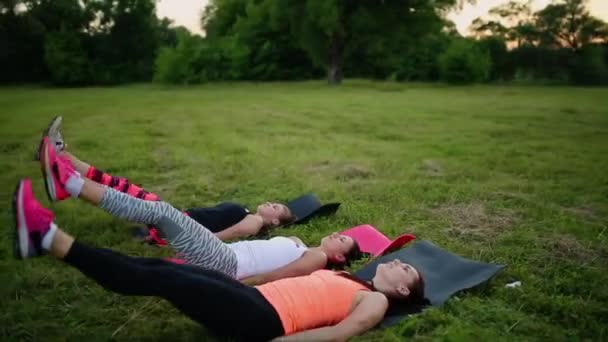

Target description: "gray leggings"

left=99, top=188, right=238, bottom=278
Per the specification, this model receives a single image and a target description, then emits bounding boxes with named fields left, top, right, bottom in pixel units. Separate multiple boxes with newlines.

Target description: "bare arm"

left=214, top=214, right=263, bottom=241
left=241, top=250, right=327, bottom=285
left=272, top=291, right=388, bottom=342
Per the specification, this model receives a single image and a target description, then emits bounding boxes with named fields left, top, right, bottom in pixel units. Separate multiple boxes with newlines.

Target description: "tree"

left=200, top=0, right=318, bottom=82
left=157, top=17, right=179, bottom=47
left=83, top=0, right=161, bottom=82
left=44, top=29, right=89, bottom=84
left=535, top=0, right=608, bottom=50
left=201, top=0, right=247, bottom=39
left=269, top=0, right=466, bottom=85
left=0, top=0, right=46, bottom=82
left=470, top=18, right=508, bottom=40
left=0, top=0, right=20, bottom=14
left=25, top=0, right=92, bottom=32
left=470, top=0, right=537, bottom=47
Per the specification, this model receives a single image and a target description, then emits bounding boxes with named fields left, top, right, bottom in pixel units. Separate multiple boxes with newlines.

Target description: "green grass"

left=1, top=81, right=607, bottom=341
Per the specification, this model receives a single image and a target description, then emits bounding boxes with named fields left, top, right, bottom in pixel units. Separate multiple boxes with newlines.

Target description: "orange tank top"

left=255, top=270, right=370, bottom=335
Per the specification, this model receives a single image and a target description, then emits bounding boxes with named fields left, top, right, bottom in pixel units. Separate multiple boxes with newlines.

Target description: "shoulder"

left=356, top=291, right=389, bottom=308
left=302, top=249, right=328, bottom=265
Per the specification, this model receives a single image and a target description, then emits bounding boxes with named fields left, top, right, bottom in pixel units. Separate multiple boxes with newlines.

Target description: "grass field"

left=1, top=81, right=607, bottom=341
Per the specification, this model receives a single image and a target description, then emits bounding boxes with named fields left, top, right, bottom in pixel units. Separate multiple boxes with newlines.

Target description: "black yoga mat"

left=355, top=240, right=505, bottom=326
left=286, top=193, right=340, bottom=225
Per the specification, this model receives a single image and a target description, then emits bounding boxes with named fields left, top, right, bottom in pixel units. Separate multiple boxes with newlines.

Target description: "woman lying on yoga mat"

left=13, top=179, right=425, bottom=341
left=36, top=116, right=295, bottom=243
left=37, top=137, right=360, bottom=284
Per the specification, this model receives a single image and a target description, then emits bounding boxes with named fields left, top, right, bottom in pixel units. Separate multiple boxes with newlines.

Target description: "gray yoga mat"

left=355, top=240, right=505, bottom=326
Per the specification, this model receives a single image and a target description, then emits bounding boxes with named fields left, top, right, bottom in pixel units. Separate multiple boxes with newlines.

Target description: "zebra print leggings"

left=99, top=188, right=238, bottom=278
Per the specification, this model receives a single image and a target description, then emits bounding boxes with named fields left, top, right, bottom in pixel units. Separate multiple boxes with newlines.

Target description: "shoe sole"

left=34, top=115, right=62, bottom=161
left=12, top=180, right=29, bottom=259
left=40, top=138, right=57, bottom=202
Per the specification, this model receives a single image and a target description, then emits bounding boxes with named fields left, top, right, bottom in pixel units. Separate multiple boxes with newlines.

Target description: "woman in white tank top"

left=230, top=232, right=362, bottom=285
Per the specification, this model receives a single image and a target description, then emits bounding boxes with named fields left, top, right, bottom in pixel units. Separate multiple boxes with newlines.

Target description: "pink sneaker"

left=13, top=179, right=55, bottom=258
left=39, top=136, right=76, bottom=201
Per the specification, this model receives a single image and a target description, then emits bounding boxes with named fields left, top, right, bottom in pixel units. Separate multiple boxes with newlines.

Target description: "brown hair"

left=260, top=205, right=296, bottom=232
left=278, top=206, right=296, bottom=226
left=406, top=268, right=426, bottom=305
left=326, top=239, right=363, bottom=270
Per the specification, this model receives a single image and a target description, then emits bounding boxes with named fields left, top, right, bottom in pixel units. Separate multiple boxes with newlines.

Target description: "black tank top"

left=184, top=202, right=250, bottom=233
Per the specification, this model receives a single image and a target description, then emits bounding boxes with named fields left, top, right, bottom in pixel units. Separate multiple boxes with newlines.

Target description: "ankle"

left=49, top=229, right=75, bottom=259
left=41, top=223, right=58, bottom=251
left=65, top=173, right=84, bottom=198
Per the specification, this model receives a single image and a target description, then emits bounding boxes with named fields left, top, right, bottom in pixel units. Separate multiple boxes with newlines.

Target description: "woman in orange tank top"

left=14, top=188, right=425, bottom=342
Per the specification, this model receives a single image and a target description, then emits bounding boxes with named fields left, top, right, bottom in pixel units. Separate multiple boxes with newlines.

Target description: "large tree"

left=471, top=0, right=608, bottom=50
left=470, top=0, right=537, bottom=47
left=268, top=0, right=465, bottom=85
left=84, top=0, right=161, bottom=82
left=535, top=0, right=608, bottom=50
left=200, top=0, right=318, bottom=81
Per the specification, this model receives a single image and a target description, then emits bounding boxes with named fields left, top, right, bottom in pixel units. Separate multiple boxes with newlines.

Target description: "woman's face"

left=373, top=260, right=420, bottom=298
left=256, top=202, right=289, bottom=226
left=320, top=232, right=356, bottom=261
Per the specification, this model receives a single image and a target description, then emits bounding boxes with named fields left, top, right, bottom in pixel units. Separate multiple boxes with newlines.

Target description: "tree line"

left=1, top=0, right=175, bottom=84
left=2, top=0, right=607, bottom=86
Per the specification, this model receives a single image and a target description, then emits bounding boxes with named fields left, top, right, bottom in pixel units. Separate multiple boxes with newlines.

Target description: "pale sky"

left=157, top=0, right=608, bottom=37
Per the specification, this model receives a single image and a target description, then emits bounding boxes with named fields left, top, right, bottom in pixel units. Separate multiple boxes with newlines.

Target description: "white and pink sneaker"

left=35, top=116, right=64, bottom=161
left=13, top=179, right=56, bottom=259
left=39, top=136, right=80, bottom=201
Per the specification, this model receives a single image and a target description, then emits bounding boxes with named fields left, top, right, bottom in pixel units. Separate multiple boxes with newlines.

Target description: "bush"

left=44, top=30, right=90, bottom=85
left=570, top=45, right=608, bottom=85
left=508, top=46, right=571, bottom=84
left=438, top=39, right=491, bottom=84
left=392, top=34, right=448, bottom=82
left=154, top=32, right=201, bottom=84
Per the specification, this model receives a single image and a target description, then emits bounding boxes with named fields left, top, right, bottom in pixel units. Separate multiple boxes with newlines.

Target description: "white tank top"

left=228, top=236, right=308, bottom=279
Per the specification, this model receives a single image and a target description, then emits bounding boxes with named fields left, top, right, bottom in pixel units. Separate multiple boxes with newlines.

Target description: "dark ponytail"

left=325, top=240, right=366, bottom=270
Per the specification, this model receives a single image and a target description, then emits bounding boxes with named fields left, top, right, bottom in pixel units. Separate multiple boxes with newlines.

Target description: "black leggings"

left=64, top=241, right=285, bottom=341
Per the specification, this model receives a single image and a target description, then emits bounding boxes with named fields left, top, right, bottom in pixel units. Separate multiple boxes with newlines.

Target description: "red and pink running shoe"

left=39, top=136, right=78, bottom=201
left=12, top=179, right=55, bottom=259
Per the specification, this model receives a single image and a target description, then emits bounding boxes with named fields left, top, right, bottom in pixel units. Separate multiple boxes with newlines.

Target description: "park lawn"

left=0, top=81, right=607, bottom=341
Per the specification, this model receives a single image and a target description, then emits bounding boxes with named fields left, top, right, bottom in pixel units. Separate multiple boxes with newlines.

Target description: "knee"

left=155, top=201, right=176, bottom=215
left=155, top=216, right=185, bottom=241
